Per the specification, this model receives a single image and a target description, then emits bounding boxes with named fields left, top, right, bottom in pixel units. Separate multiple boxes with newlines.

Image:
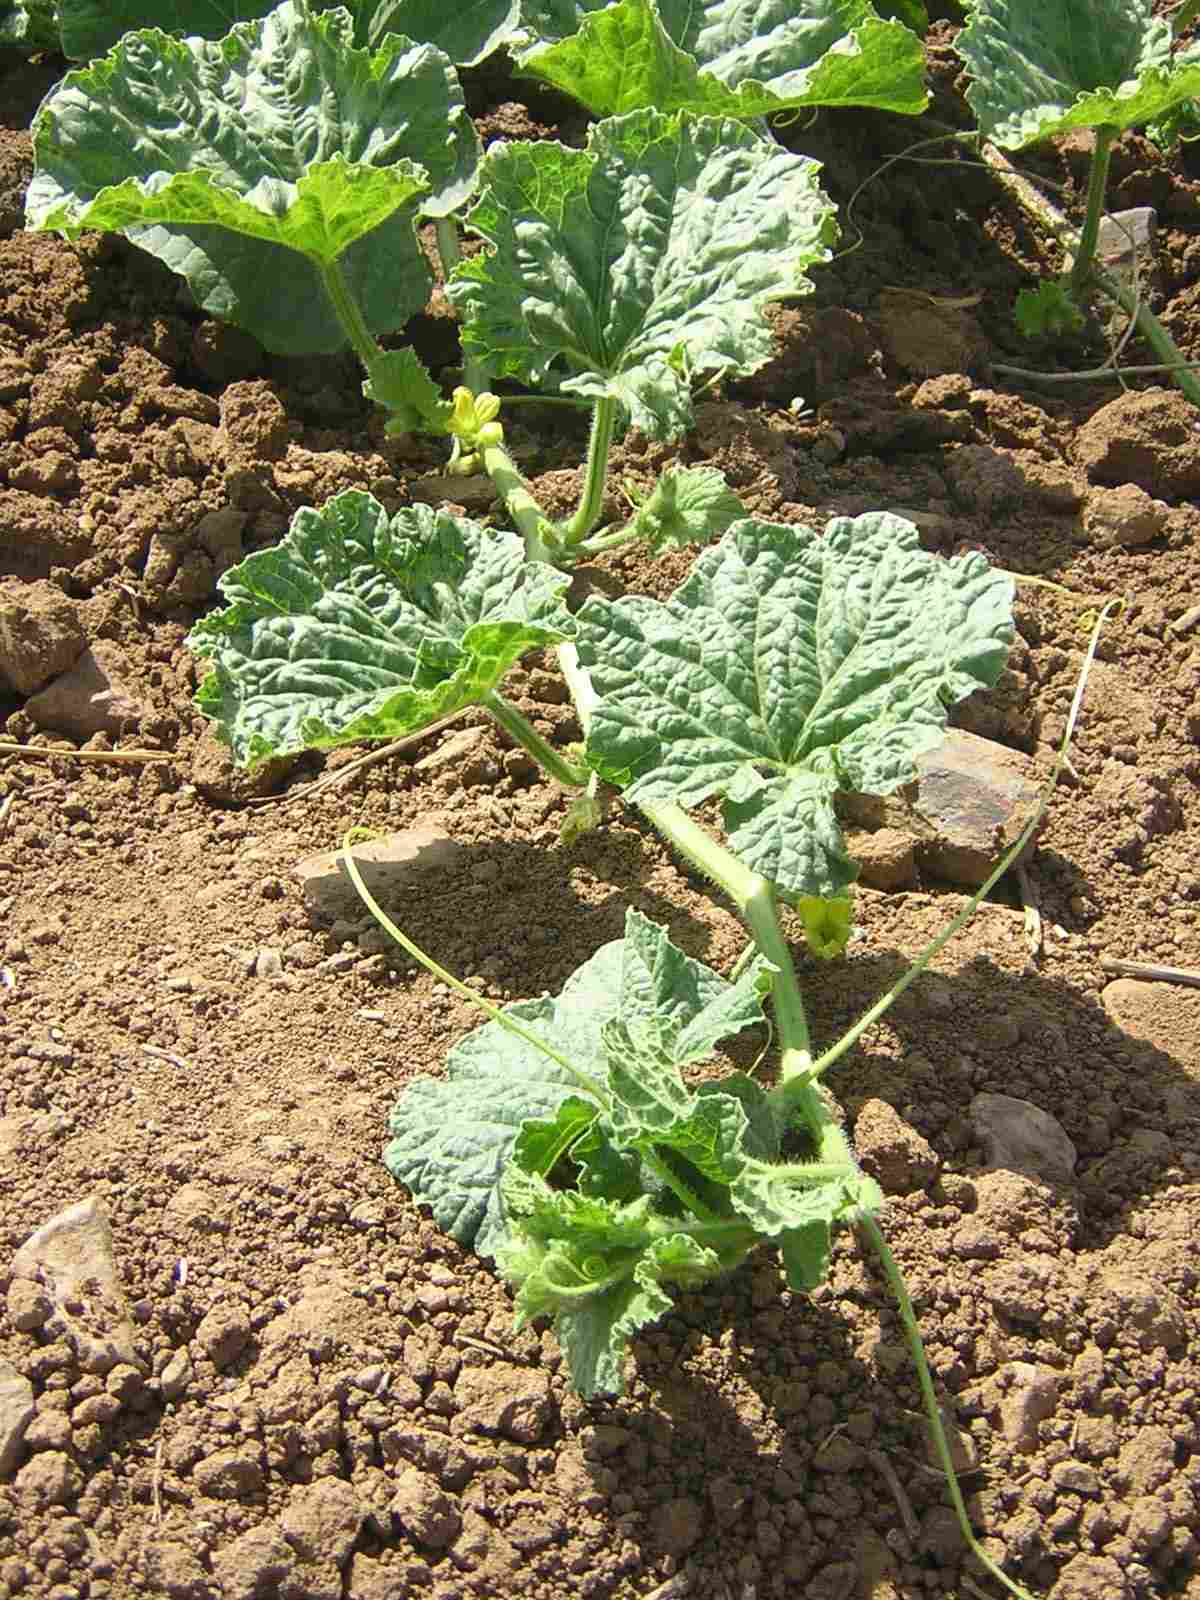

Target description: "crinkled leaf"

left=384, top=940, right=624, bottom=1257
left=731, top=1160, right=882, bottom=1237
left=779, top=1220, right=832, bottom=1291
left=364, top=348, right=453, bottom=435
left=26, top=2, right=480, bottom=353
left=573, top=1123, right=643, bottom=1201
left=0, top=0, right=57, bottom=49
left=602, top=1027, right=751, bottom=1183
left=579, top=512, right=1014, bottom=901
left=622, top=467, right=745, bottom=554
left=958, top=0, right=1200, bottom=147
left=521, top=0, right=927, bottom=119
left=188, top=491, right=572, bottom=768
left=365, top=0, right=521, bottom=62
left=513, top=1096, right=598, bottom=1176
left=449, top=107, right=836, bottom=439
left=700, top=1073, right=781, bottom=1162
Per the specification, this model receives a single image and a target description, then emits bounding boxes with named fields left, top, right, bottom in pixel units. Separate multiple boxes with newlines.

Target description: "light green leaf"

left=779, top=1220, right=832, bottom=1290
left=579, top=512, right=1014, bottom=901
left=449, top=107, right=837, bottom=439
left=363, top=348, right=454, bottom=435
left=0, top=0, right=57, bottom=49
left=365, top=0, right=520, bottom=63
left=521, top=0, right=927, bottom=120
left=188, top=491, right=572, bottom=768
left=621, top=467, right=746, bottom=554
left=731, top=1160, right=882, bottom=1237
left=26, top=1, right=480, bottom=353
left=958, top=0, right=1200, bottom=147
left=513, top=1096, right=599, bottom=1176
left=793, top=895, right=852, bottom=960
left=384, top=940, right=624, bottom=1257
left=602, top=1027, right=751, bottom=1182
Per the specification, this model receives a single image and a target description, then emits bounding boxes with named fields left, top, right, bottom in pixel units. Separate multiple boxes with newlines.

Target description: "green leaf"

left=958, top=0, right=1200, bottom=147
left=26, top=2, right=480, bottom=354
left=1014, top=279, right=1084, bottom=339
left=364, top=349, right=454, bottom=435
left=779, top=1220, right=832, bottom=1291
left=384, top=939, right=626, bottom=1257
left=731, top=1160, right=882, bottom=1237
left=579, top=513, right=1014, bottom=902
left=58, top=1, right=276, bottom=60
left=621, top=467, right=746, bottom=554
left=603, top=1029, right=751, bottom=1183
left=449, top=107, right=837, bottom=439
left=364, top=0, right=521, bottom=63
left=520, top=0, right=928, bottom=120
left=0, top=0, right=58, bottom=49
left=513, top=1096, right=598, bottom=1176
left=187, top=490, right=572, bottom=768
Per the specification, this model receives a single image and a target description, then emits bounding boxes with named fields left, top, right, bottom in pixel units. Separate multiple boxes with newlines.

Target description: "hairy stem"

left=318, top=257, right=387, bottom=374
left=434, top=219, right=488, bottom=394
left=483, top=691, right=589, bottom=789
left=1069, top=126, right=1116, bottom=300
left=561, top=397, right=618, bottom=545
left=480, top=440, right=557, bottom=565
left=862, top=1219, right=1035, bottom=1600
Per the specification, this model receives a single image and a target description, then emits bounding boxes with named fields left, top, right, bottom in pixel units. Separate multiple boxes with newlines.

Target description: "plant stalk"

left=480, top=440, right=557, bottom=565
left=975, top=138, right=1200, bottom=408
left=862, top=1219, right=1035, bottom=1600
left=483, top=691, right=589, bottom=789
left=1068, top=125, right=1117, bottom=299
left=434, top=219, right=488, bottom=394
left=318, top=257, right=388, bottom=374
left=561, top=397, right=618, bottom=545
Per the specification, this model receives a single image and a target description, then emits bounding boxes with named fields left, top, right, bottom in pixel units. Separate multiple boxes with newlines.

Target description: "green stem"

left=861, top=1219, right=1036, bottom=1600
left=434, top=219, right=488, bottom=394
left=576, top=523, right=642, bottom=557
left=560, top=397, right=618, bottom=545
left=1069, top=125, right=1117, bottom=300
left=318, top=256, right=387, bottom=373
left=636, top=799, right=763, bottom=912
left=483, top=691, right=589, bottom=789
left=480, top=440, right=557, bottom=565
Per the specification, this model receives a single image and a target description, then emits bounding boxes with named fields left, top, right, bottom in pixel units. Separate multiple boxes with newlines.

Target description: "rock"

left=649, top=1495, right=704, bottom=1557
left=193, top=1447, right=265, bottom=1499
left=6, top=1278, right=52, bottom=1332
left=195, top=1304, right=251, bottom=1370
left=191, top=727, right=298, bottom=803
left=10, top=1197, right=142, bottom=1376
left=280, top=1478, right=363, bottom=1600
left=211, top=1524, right=295, bottom=1600
left=1101, top=977, right=1200, bottom=1069
left=945, top=444, right=1027, bottom=513
left=853, top=1099, right=939, bottom=1194
left=388, top=1464, right=461, bottom=1548
left=845, top=826, right=916, bottom=891
left=997, top=1362, right=1058, bottom=1452
left=409, top=473, right=498, bottom=512
left=451, top=1366, right=554, bottom=1443
left=970, top=1092, right=1076, bottom=1185
left=413, top=726, right=486, bottom=774
left=24, top=642, right=149, bottom=739
left=910, top=730, right=1041, bottom=887
left=1083, top=483, right=1170, bottom=547
left=294, top=826, right=465, bottom=921
left=0, top=578, right=85, bottom=696
left=0, top=1362, right=35, bottom=1479
left=13, top=1449, right=80, bottom=1507
left=1049, top=1554, right=1130, bottom=1600
left=1074, top=386, right=1200, bottom=495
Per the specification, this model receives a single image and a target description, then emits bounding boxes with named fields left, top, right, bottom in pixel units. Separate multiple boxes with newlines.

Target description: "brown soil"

left=2, top=29, right=1200, bottom=1600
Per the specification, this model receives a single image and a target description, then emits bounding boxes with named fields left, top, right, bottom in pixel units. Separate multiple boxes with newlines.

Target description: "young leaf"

left=513, top=1095, right=599, bottom=1176
left=602, top=1027, right=752, bottom=1182
left=363, top=348, right=454, bottom=435
left=958, top=0, right=1200, bottom=147
left=579, top=513, right=1014, bottom=902
left=26, top=2, right=480, bottom=353
left=384, top=939, right=627, bottom=1258
left=449, top=108, right=837, bottom=439
left=620, top=467, right=746, bottom=554
left=520, top=0, right=928, bottom=120
left=731, top=1161, right=882, bottom=1237
left=188, top=491, right=572, bottom=768
left=779, top=1219, right=832, bottom=1291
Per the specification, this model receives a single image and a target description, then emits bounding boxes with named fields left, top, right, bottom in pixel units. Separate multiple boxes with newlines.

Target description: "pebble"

left=254, top=947, right=283, bottom=979
left=970, top=1092, right=1076, bottom=1185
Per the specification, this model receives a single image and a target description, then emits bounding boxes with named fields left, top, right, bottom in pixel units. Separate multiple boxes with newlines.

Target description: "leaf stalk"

left=434, top=219, right=489, bottom=394
left=317, top=256, right=388, bottom=374
left=483, top=690, right=589, bottom=789
left=1068, top=125, right=1117, bottom=299
left=560, top=396, right=618, bottom=545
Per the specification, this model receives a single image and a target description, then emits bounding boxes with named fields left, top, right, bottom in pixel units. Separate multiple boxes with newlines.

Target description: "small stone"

left=211, top=1524, right=294, bottom=1600
left=253, top=947, right=283, bottom=980
left=413, top=727, right=486, bottom=774
left=159, top=1349, right=193, bottom=1403
left=970, top=1092, right=1076, bottom=1185
left=10, top=1197, right=141, bottom=1376
left=910, top=730, right=1041, bottom=887
left=14, top=1450, right=80, bottom=1508
left=24, top=1410, right=73, bottom=1452
left=0, top=1362, right=35, bottom=1479
left=388, top=1465, right=461, bottom=1548
left=846, top=827, right=917, bottom=891
left=854, top=1099, right=939, bottom=1194
left=294, top=827, right=464, bottom=922
left=193, top=1446, right=264, bottom=1499
left=1051, top=1460, right=1099, bottom=1495
left=71, top=1394, right=120, bottom=1428
left=24, top=643, right=149, bottom=740
left=196, top=1304, right=251, bottom=1370
left=409, top=473, right=497, bottom=512
left=7, top=1278, right=53, bottom=1332
left=0, top=579, right=85, bottom=696
left=1083, top=483, right=1170, bottom=547
left=649, top=1496, right=704, bottom=1557
left=997, top=1362, right=1058, bottom=1453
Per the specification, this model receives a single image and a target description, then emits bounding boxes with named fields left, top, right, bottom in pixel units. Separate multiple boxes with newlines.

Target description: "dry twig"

left=868, top=1448, right=921, bottom=1541
left=1100, top=956, right=1200, bottom=989
left=0, top=741, right=172, bottom=766
left=245, top=711, right=466, bottom=807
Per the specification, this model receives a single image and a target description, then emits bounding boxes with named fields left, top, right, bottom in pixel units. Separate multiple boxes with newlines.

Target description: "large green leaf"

left=188, top=491, right=572, bottom=768
left=521, top=0, right=927, bottom=119
left=365, top=0, right=521, bottom=63
left=58, top=1, right=276, bottom=59
left=26, top=1, right=480, bottom=353
left=579, top=513, right=1015, bottom=901
left=958, top=0, right=1200, bottom=147
left=448, top=107, right=836, bottom=439
left=0, top=0, right=57, bottom=48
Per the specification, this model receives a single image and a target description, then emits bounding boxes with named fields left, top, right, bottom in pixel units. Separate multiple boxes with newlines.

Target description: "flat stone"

left=0, top=1361, right=35, bottom=1480
left=10, top=1197, right=142, bottom=1375
left=294, top=826, right=464, bottom=921
left=413, top=726, right=485, bottom=773
left=1101, top=976, right=1200, bottom=1069
left=970, top=1092, right=1076, bottom=1185
left=24, top=642, right=149, bottom=739
left=408, top=474, right=497, bottom=512
left=0, top=578, right=85, bottom=696
left=911, top=730, right=1041, bottom=887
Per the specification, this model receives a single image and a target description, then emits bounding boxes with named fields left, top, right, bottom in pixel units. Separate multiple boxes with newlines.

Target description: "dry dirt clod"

left=0, top=577, right=85, bottom=695
left=1082, top=482, right=1171, bottom=547
left=853, top=1099, right=939, bottom=1194
left=0, top=1363, right=34, bottom=1480
left=24, top=641, right=150, bottom=740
